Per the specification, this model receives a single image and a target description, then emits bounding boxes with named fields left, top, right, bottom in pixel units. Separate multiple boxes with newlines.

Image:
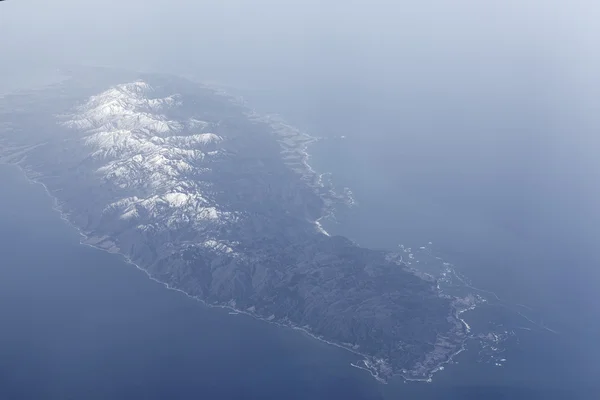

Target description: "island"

left=0, top=68, right=466, bottom=382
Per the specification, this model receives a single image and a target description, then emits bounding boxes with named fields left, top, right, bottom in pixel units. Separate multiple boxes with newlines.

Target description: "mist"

left=3, top=0, right=599, bottom=164
left=1, top=1, right=598, bottom=87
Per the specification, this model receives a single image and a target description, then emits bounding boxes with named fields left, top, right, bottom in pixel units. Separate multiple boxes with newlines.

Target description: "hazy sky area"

left=1, top=0, right=599, bottom=88
left=2, top=0, right=599, bottom=158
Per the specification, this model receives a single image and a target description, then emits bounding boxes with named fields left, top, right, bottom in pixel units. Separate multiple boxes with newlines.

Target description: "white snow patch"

left=60, top=80, right=236, bottom=235
left=163, top=192, right=190, bottom=208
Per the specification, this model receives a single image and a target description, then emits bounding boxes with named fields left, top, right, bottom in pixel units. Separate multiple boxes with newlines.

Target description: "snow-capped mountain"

left=61, top=81, right=235, bottom=237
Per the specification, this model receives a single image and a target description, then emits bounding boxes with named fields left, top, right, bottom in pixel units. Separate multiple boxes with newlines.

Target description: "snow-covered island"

left=0, top=68, right=466, bottom=382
